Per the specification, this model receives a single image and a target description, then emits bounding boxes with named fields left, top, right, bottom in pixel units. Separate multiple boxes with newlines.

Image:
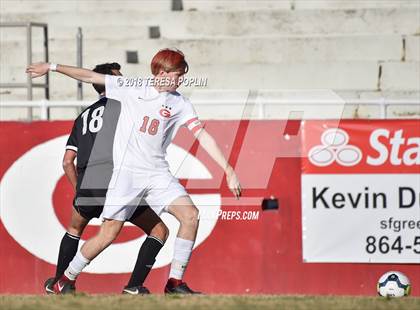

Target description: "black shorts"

left=73, top=188, right=146, bottom=222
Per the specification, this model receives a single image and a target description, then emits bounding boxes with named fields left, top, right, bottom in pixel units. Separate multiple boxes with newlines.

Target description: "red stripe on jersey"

left=185, top=117, right=203, bottom=133
left=185, top=117, right=199, bottom=126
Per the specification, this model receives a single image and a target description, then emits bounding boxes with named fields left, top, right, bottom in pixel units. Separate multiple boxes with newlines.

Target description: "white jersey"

left=105, top=75, right=202, bottom=172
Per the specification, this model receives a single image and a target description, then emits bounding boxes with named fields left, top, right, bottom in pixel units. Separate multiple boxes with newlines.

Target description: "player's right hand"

left=26, top=62, right=49, bottom=78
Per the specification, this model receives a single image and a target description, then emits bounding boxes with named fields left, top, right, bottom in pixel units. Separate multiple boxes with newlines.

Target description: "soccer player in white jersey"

left=27, top=49, right=242, bottom=294
left=44, top=62, right=169, bottom=295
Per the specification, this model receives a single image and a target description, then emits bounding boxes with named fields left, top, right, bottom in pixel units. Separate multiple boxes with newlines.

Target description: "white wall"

left=0, top=0, right=419, bottom=119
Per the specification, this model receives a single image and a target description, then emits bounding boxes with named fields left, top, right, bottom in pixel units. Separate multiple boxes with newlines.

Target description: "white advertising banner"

left=301, top=120, right=420, bottom=263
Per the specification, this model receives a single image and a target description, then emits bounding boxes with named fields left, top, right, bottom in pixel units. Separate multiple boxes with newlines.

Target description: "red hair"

left=151, top=48, right=189, bottom=76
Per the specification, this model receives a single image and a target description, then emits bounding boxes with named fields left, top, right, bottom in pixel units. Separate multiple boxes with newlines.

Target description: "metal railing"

left=0, top=22, right=49, bottom=119
left=0, top=99, right=418, bottom=121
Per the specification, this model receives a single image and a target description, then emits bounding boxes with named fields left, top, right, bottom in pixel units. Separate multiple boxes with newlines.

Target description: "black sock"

left=54, top=232, right=80, bottom=282
left=126, top=236, right=164, bottom=288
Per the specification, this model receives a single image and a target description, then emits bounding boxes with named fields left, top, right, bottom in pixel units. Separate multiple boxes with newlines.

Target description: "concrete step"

left=406, top=36, right=420, bottom=61
left=182, top=0, right=291, bottom=11
left=1, top=8, right=418, bottom=37
left=166, top=8, right=420, bottom=37
left=0, top=0, right=172, bottom=13
left=356, top=91, right=420, bottom=100
left=187, top=62, right=380, bottom=90
left=380, top=62, right=420, bottom=91
left=387, top=104, right=420, bottom=118
left=291, top=0, right=419, bottom=10
left=0, top=10, right=170, bottom=27
left=0, top=105, right=81, bottom=121
left=4, top=61, right=383, bottom=90
left=0, top=35, right=409, bottom=67
left=183, top=0, right=419, bottom=11
left=2, top=0, right=418, bottom=14
left=0, top=86, right=99, bottom=102
left=1, top=63, right=152, bottom=101
left=1, top=61, right=381, bottom=93
left=0, top=25, right=150, bottom=41
left=4, top=63, right=418, bottom=96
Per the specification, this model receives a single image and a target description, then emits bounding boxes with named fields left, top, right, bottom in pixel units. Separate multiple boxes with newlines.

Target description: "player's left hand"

left=226, top=168, right=242, bottom=199
left=26, top=62, right=49, bottom=78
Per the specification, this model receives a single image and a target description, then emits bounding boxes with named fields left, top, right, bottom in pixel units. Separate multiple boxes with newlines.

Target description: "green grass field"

left=1, top=295, right=419, bottom=310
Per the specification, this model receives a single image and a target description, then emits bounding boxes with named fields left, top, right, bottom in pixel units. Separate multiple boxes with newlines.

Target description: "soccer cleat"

left=53, top=275, right=76, bottom=295
left=122, top=286, right=151, bottom=295
left=44, top=277, right=56, bottom=295
left=164, top=278, right=202, bottom=295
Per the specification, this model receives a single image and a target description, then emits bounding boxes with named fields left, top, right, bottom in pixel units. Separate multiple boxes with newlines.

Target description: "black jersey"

left=66, top=97, right=121, bottom=192
left=65, top=97, right=147, bottom=221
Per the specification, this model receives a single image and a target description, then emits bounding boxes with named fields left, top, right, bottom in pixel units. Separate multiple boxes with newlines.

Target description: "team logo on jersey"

left=159, top=105, right=172, bottom=118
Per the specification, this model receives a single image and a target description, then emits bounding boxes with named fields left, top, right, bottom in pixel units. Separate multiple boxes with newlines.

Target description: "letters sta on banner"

left=301, top=120, right=420, bottom=264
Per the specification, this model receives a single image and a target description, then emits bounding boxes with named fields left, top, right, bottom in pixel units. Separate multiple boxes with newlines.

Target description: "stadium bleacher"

left=0, top=0, right=419, bottom=120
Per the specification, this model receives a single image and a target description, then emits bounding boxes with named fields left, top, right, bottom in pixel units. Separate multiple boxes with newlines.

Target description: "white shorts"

left=101, top=168, right=188, bottom=221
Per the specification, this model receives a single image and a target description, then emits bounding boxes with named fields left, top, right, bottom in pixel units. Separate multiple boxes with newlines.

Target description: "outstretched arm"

left=26, top=62, right=105, bottom=85
left=194, top=128, right=242, bottom=199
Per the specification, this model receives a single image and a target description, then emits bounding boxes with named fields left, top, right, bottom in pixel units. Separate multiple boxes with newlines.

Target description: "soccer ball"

left=377, top=271, right=411, bottom=298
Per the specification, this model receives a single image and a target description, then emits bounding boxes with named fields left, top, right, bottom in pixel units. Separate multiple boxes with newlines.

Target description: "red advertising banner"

left=0, top=120, right=419, bottom=295
left=302, top=120, right=420, bottom=174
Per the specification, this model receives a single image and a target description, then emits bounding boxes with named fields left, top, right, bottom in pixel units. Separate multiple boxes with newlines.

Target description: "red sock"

left=167, top=278, right=183, bottom=287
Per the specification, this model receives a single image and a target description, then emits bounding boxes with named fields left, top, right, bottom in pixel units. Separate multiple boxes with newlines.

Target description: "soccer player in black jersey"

left=44, top=63, right=168, bottom=295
